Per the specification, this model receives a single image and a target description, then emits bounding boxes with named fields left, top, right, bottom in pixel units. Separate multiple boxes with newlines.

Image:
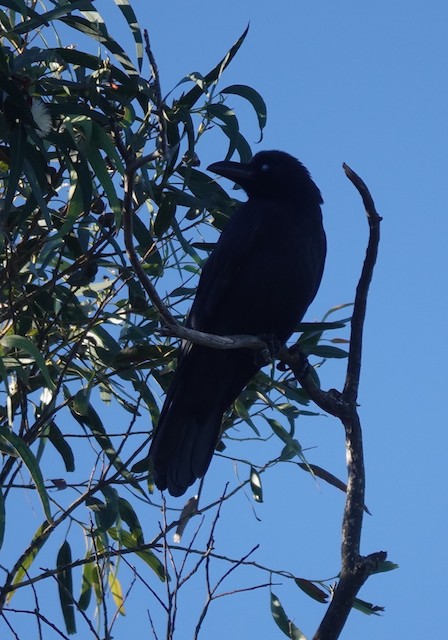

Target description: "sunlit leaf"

left=0, top=429, right=52, bottom=522
left=108, top=528, right=166, bottom=582
left=179, top=24, right=249, bottom=109
left=109, top=571, right=126, bottom=615
left=222, top=84, right=267, bottom=141
left=353, top=596, right=385, bottom=616
left=114, top=0, right=143, bottom=71
left=250, top=466, right=263, bottom=503
left=270, top=592, right=307, bottom=639
left=8, top=521, right=51, bottom=600
left=0, top=334, right=56, bottom=391
left=78, top=555, right=93, bottom=611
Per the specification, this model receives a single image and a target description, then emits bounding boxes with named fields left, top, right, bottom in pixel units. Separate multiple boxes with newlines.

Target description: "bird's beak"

left=207, top=160, right=255, bottom=185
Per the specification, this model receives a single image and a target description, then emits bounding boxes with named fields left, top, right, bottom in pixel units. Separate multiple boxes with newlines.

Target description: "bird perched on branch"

left=149, top=150, right=326, bottom=496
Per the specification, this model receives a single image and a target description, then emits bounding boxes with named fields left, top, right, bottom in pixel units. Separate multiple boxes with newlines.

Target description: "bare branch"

left=308, top=165, right=384, bottom=640
left=342, top=163, right=382, bottom=405
left=144, top=29, right=168, bottom=158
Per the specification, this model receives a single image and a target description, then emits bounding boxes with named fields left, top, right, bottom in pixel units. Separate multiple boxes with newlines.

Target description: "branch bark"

left=309, top=164, right=383, bottom=640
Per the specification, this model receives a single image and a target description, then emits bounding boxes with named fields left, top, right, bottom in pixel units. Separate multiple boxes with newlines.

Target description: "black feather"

left=149, top=150, right=326, bottom=496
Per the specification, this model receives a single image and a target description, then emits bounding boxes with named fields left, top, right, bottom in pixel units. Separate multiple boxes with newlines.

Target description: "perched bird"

left=149, top=150, right=326, bottom=496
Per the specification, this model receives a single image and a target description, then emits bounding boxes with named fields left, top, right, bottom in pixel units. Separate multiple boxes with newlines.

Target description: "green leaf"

left=222, top=84, right=267, bottom=141
left=48, top=423, right=75, bottom=472
left=101, top=485, right=120, bottom=528
left=179, top=24, right=250, bottom=109
left=0, top=335, right=56, bottom=391
left=1, top=120, right=25, bottom=219
left=108, top=528, right=166, bottom=582
left=108, top=571, right=126, bottom=615
left=371, top=560, right=399, bottom=574
left=8, top=0, right=92, bottom=36
left=69, top=398, right=142, bottom=491
left=301, top=345, right=348, bottom=359
left=206, top=103, right=239, bottom=136
left=250, top=466, right=263, bottom=503
left=270, top=592, right=307, bottom=639
left=118, top=497, right=144, bottom=545
left=9, top=521, right=51, bottom=600
left=57, top=541, right=77, bottom=635
left=0, top=429, right=52, bottom=522
left=321, top=302, right=354, bottom=322
left=154, top=192, right=177, bottom=237
left=353, top=596, right=385, bottom=616
left=86, top=494, right=117, bottom=531
left=61, top=10, right=138, bottom=77
left=91, top=121, right=125, bottom=175
left=0, top=490, right=5, bottom=550
left=113, top=0, right=143, bottom=71
left=78, top=555, right=93, bottom=611
left=294, top=578, right=328, bottom=604
left=297, top=320, right=348, bottom=332
left=85, top=141, right=122, bottom=217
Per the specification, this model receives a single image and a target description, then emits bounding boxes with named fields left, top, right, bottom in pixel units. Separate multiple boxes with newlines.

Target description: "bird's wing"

left=186, top=201, right=261, bottom=333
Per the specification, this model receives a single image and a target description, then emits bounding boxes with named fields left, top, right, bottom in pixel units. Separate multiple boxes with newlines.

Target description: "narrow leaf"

left=301, top=344, right=348, bottom=359
left=57, top=541, right=77, bottom=634
left=222, top=84, right=267, bottom=141
left=0, top=429, right=52, bottom=522
left=250, top=466, right=263, bottom=503
left=180, top=25, right=249, bottom=109
left=298, top=463, right=371, bottom=514
left=48, top=423, right=75, bottom=472
left=353, top=596, right=385, bottom=616
left=270, top=592, right=307, bottom=639
left=78, top=556, right=93, bottom=611
left=109, top=572, right=126, bottom=615
left=114, top=0, right=143, bottom=71
left=9, top=521, right=51, bottom=600
left=0, top=490, right=5, bottom=549
left=118, top=497, right=144, bottom=545
left=0, top=335, right=56, bottom=391
left=294, top=578, right=328, bottom=604
left=108, top=528, right=166, bottom=582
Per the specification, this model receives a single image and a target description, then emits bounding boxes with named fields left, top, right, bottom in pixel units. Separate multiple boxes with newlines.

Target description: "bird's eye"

left=261, top=163, right=270, bottom=172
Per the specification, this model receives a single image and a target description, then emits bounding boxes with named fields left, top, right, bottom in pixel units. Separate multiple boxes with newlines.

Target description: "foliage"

left=0, top=2, right=357, bottom=638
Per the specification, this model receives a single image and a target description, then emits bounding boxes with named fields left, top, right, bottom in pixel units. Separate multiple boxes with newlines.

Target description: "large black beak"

left=207, top=160, right=255, bottom=186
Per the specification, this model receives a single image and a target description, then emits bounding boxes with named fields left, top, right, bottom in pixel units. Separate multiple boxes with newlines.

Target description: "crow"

left=149, top=150, right=326, bottom=496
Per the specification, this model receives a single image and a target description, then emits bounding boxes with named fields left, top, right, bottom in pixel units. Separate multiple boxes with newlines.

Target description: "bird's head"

left=208, top=150, right=323, bottom=204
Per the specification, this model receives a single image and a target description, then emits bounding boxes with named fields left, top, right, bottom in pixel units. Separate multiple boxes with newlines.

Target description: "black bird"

left=149, top=150, right=326, bottom=496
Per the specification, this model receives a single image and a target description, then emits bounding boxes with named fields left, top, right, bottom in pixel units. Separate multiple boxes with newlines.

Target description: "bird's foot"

left=255, top=333, right=281, bottom=366
left=277, top=344, right=310, bottom=377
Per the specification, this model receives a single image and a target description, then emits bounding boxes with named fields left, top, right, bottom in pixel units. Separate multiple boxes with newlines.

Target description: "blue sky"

left=4, top=1, right=448, bottom=638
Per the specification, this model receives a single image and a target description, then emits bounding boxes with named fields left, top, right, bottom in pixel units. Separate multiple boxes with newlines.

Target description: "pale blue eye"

left=261, top=164, right=270, bottom=172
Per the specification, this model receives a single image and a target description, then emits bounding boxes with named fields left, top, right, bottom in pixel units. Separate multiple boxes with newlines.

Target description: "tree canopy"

left=0, top=2, right=393, bottom=639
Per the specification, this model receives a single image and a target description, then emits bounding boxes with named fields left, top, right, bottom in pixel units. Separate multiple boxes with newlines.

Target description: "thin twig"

left=144, top=29, right=168, bottom=158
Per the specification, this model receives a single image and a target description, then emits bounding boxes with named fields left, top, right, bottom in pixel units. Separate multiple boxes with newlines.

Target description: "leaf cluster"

left=0, top=2, right=355, bottom=638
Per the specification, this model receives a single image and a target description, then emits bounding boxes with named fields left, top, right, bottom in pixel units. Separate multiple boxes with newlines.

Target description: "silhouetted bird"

left=149, top=151, right=326, bottom=496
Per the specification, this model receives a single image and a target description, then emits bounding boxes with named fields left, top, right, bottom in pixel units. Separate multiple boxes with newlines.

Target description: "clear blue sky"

left=5, top=1, right=448, bottom=638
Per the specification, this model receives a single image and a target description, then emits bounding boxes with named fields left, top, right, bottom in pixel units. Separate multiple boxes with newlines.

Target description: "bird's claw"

left=255, top=334, right=281, bottom=366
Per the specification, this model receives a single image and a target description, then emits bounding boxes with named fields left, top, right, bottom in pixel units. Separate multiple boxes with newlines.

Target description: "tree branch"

left=306, top=164, right=383, bottom=640
left=342, top=163, right=382, bottom=405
